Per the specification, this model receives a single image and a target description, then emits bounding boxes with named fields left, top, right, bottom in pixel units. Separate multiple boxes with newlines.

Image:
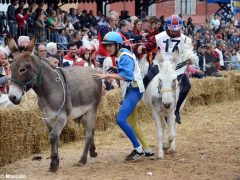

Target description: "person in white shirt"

left=137, top=14, right=196, bottom=124
left=212, top=15, right=221, bottom=30
left=215, top=40, right=225, bottom=70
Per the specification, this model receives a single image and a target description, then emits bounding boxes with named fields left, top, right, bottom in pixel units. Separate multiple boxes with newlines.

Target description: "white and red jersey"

left=154, top=31, right=192, bottom=75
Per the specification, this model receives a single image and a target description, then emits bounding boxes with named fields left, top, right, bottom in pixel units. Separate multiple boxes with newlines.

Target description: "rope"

left=20, top=69, right=66, bottom=120
left=157, top=68, right=187, bottom=94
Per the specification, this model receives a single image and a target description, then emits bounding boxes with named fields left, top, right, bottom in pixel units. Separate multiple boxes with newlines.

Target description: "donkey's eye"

left=19, top=67, right=27, bottom=74
left=159, top=79, right=162, bottom=84
left=158, top=79, right=162, bottom=89
left=172, top=79, right=177, bottom=89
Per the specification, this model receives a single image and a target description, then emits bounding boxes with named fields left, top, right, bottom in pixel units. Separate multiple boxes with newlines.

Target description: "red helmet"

left=78, top=46, right=91, bottom=55
left=166, top=14, right=183, bottom=32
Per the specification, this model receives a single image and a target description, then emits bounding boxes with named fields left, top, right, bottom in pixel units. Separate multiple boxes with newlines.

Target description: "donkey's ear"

left=156, top=47, right=164, bottom=64
left=24, top=35, right=36, bottom=53
left=6, top=36, right=19, bottom=54
left=172, top=47, right=179, bottom=64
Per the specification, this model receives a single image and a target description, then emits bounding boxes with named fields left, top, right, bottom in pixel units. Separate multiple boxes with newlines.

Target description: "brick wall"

left=62, top=0, right=220, bottom=24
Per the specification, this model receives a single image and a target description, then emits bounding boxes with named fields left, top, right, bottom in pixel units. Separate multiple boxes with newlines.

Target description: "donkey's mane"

left=15, top=50, right=54, bottom=70
left=159, top=60, right=175, bottom=75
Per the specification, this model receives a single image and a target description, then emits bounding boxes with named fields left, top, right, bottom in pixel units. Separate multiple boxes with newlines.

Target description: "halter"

left=22, top=68, right=66, bottom=120
left=158, top=79, right=179, bottom=94
left=11, top=61, right=66, bottom=120
left=10, top=66, right=42, bottom=91
left=157, top=66, right=188, bottom=94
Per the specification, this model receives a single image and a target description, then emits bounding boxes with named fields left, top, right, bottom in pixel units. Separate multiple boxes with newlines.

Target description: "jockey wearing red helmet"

left=166, top=14, right=183, bottom=38
left=137, top=14, right=193, bottom=124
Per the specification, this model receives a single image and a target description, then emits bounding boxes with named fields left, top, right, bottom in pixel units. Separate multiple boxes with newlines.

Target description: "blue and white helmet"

left=102, top=32, right=123, bottom=45
left=166, top=14, right=183, bottom=32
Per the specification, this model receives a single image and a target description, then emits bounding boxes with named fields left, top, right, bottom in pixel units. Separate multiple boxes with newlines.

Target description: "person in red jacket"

left=16, top=7, right=27, bottom=36
left=138, top=14, right=193, bottom=124
left=96, top=13, right=118, bottom=66
left=63, top=42, right=79, bottom=67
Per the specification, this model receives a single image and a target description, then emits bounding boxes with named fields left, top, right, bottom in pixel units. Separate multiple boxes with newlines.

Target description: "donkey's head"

left=8, top=36, right=38, bottom=105
left=156, top=48, right=179, bottom=109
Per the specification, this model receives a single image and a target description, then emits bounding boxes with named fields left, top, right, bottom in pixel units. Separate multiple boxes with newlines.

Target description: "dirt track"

left=0, top=100, right=240, bottom=180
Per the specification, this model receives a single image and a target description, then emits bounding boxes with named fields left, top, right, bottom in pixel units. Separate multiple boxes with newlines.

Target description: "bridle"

left=10, top=66, right=42, bottom=92
left=158, top=79, right=179, bottom=94
left=10, top=62, right=66, bottom=120
left=157, top=63, right=188, bottom=94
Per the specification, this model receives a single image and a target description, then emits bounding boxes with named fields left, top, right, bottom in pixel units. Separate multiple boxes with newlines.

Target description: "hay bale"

left=95, top=90, right=122, bottom=130
left=185, top=71, right=240, bottom=110
left=0, top=107, right=48, bottom=166
left=1, top=71, right=240, bottom=166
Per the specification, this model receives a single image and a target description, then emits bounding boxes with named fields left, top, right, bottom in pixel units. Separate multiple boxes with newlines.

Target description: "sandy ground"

left=0, top=100, right=240, bottom=180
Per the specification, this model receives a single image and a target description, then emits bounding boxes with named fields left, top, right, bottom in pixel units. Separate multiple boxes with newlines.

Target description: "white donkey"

left=143, top=49, right=180, bottom=159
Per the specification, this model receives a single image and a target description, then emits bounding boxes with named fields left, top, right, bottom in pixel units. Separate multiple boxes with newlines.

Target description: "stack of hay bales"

left=186, top=72, right=240, bottom=109
left=1, top=71, right=240, bottom=166
left=0, top=107, right=48, bottom=166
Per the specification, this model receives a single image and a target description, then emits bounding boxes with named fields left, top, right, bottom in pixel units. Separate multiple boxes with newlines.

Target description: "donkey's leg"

left=49, top=113, right=68, bottom=172
left=89, top=129, right=97, bottom=157
left=163, top=119, right=170, bottom=150
left=167, top=112, right=176, bottom=144
left=168, top=122, right=177, bottom=153
left=152, top=110, right=164, bottom=159
left=78, top=109, right=96, bottom=166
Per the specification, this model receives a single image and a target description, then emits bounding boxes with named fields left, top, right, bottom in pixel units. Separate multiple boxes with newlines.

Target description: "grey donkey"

left=8, top=37, right=102, bottom=172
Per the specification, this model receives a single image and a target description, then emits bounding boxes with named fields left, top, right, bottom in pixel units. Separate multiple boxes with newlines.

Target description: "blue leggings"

left=117, top=87, right=143, bottom=148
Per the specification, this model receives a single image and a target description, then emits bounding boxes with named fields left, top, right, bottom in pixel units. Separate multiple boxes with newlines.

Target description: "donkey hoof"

left=167, top=149, right=176, bottom=154
left=157, top=156, right=164, bottom=160
left=78, top=157, right=87, bottom=166
left=90, top=151, right=98, bottom=158
left=49, top=162, right=59, bottom=172
left=49, top=166, right=58, bottom=172
left=49, top=157, right=59, bottom=172
left=163, top=142, right=169, bottom=150
left=75, top=161, right=86, bottom=167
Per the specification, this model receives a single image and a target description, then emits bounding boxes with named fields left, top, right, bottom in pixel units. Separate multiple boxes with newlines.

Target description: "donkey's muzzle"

left=163, top=103, right=171, bottom=109
left=8, top=94, right=21, bottom=105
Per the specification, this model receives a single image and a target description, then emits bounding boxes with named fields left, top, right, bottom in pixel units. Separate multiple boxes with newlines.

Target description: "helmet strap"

left=166, top=29, right=181, bottom=38
left=114, top=44, right=120, bottom=56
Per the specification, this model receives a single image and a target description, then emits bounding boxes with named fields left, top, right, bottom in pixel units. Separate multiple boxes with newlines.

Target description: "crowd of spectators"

left=0, top=0, right=239, bottom=106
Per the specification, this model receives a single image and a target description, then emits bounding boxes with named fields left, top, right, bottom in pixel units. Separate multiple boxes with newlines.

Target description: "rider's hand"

left=197, top=69, right=204, bottom=74
left=142, top=33, right=148, bottom=37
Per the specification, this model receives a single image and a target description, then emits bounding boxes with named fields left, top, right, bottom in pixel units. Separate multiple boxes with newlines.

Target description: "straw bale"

left=1, top=71, right=240, bottom=166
